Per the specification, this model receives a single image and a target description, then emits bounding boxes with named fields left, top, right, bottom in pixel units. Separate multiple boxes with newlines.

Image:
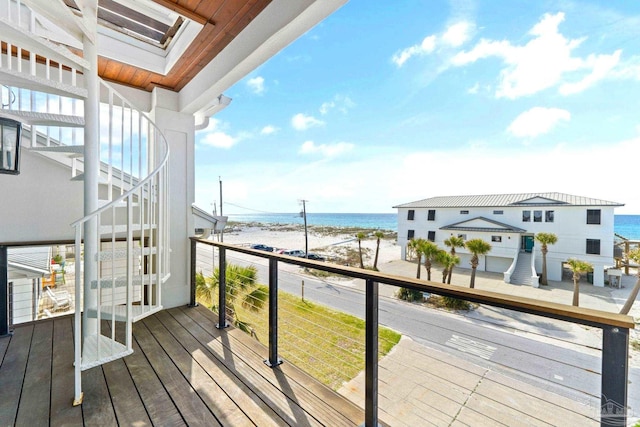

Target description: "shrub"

left=441, top=296, right=471, bottom=310
left=396, top=287, right=424, bottom=302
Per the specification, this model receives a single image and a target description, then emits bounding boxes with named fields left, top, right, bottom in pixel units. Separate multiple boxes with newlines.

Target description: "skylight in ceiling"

left=64, top=0, right=184, bottom=48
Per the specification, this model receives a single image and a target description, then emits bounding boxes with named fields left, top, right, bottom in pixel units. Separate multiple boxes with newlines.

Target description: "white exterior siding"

left=395, top=194, right=622, bottom=287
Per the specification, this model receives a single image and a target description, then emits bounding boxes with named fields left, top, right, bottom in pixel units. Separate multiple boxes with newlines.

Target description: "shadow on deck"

left=0, top=305, right=364, bottom=426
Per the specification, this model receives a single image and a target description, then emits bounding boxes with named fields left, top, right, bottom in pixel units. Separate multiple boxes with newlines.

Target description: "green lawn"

left=232, top=291, right=401, bottom=391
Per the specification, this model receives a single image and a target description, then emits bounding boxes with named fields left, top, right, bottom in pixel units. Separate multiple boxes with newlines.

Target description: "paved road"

left=197, top=248, right=639, bottom=413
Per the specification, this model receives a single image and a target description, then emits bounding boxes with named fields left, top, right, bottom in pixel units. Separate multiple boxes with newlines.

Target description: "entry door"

left=523, top=236, right=534, bottom=253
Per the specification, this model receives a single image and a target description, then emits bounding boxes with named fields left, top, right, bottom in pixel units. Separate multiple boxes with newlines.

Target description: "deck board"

left=102, top=358, right=152, bottom=426
left=154, top=309, right=287, bottom=427
left=142, top=313, right=258, bottom=426
left=4, top=306, right=367, bottom=427
left=177, top=305, right=363, bottom=426
left=50, top=316, right=83, bottom=426
left=15, top=321, right=53, bottom=427
left=134, top=320, right=222, bottom=426
left=125, top=330, right=186, bottom=427
left=0, top=323, right=33, bottom=427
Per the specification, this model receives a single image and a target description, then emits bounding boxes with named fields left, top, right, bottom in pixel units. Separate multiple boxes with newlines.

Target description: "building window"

left=427, top=231, right=435, bottom=242
left=407, top=209, right=415, bottom=220
left=407, top=230, right=415, bottom=240
left=522, top=211, right=531, bottom=222
left=460, top=210, right=469, bottom=214
left=457, top=234, right=467, bottom=240
left=493, top=210, right=503, bottom=215
left=491, top=236, right=502, bottom=242
left=427, top=210, right=436, bottom=221
left=533, top=210, right=543, bottom=222
left=586, top=239, right=601, bottom=255
left=587, top=209, right=601, bottom=225
left=545, top=210, right=554, bottom=222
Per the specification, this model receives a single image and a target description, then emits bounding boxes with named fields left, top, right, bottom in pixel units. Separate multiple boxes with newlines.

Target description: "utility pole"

left=300, top=199, right=308, bottom=258
left=219, top=176, right=224, bottom=242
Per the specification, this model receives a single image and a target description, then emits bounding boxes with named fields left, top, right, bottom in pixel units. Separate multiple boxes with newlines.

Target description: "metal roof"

left=393, top=192, right=624, bottom=209
left=440, top=217, right=527, bottom=233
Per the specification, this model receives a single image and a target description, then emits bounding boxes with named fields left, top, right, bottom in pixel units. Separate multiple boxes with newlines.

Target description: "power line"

left=223, top=202, right=284, bottom=214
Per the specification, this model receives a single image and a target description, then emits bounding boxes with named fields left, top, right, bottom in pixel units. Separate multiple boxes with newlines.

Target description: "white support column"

left=82, top=1, right=99, bottom=338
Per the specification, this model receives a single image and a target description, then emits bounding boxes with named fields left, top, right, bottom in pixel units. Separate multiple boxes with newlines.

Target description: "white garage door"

left=485, top=256, right=513, bottom=273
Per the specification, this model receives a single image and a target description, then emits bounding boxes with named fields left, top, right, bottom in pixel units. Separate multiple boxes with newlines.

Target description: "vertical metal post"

left=0, top=246, right=11, bottom=337
left=600, top=326, right=628, bottom=427
left=265, top=258, right=282, bottom=367
left=216, top=247, right=228, bottom=329
left=363, top=279, right=379, bottom=427
left=188, top=239, right=197, bottom=307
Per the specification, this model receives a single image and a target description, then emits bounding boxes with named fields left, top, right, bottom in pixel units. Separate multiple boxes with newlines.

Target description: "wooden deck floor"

left=0, top=305, right=364, bottom=426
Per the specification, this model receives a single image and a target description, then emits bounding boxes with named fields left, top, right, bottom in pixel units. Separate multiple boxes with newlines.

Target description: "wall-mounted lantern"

left=0, top=117, right=21, bottom=175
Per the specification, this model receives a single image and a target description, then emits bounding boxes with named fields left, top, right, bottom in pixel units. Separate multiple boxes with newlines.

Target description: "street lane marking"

left=446, top=334, right=497, bottom=360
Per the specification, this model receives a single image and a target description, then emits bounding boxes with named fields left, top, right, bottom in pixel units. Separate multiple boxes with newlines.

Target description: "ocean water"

left=227, top=213, right=398, bottom=231
left=227, top=212, right=640, bottom=238
left=615, top=215, right=640, bottom=240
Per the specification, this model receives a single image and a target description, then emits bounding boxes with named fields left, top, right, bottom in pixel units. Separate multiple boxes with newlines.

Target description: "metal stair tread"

left=0, top=67, right=87, bottom=99
left=80, top=334, right=132, bottom=371
left=71, top=173, right=109, bottom=184
left=99, top=224, right=158, bottom=234
left=0, top=15, right=89, bottom=70
left=30, top=145, right=85, bottom=154
left=95, top=246, right=157, bottom=261
left=84, top=304, right=163, bottom=323
left=90, top=274, right=155, bottom=288
left=0, top=109, right=85, bottom=127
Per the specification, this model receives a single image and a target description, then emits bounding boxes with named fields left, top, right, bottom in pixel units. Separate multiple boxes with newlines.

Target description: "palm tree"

left=372, top=230, right=385, bottom=271
left=196, top=264, right=268, bottom=333
left=437, top=250, right=460, bottom=284
left=421, top=241, right=440, bottom=281
left=444, top=236, right=465, bottom=284
left=356, top=231, right=367, bottom=268
left=535, top=232, right=558, bottom=285
left=620, top=248, right=640, bottom=314
left=566, top=258, right=593, bottom=307
left=465, top=238, right=492, bottom=288
left=407, top=238, right=425, bottom=279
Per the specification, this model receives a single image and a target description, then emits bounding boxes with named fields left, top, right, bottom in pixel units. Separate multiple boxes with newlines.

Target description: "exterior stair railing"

left=0, top=0, right=170, bottom=406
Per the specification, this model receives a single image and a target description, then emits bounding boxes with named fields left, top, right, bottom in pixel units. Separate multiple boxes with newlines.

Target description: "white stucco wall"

left=0, top=148, right=84, bottom=243
left=149, top=88, right=196, bottom=309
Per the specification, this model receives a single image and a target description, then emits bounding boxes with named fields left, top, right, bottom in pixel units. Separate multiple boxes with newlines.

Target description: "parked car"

left=250, top=244, right=274, bottom=252
left=282, top=249, right=305, bottom=257
left=306, top=253, right=325, bottom=261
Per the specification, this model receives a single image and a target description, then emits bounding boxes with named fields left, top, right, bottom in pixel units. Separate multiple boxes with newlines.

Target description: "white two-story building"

left=394, top=192, right=623, bottom=287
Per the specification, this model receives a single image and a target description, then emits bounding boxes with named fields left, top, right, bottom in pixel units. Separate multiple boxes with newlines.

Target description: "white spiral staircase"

left=0, top=0, right=170, bottom=405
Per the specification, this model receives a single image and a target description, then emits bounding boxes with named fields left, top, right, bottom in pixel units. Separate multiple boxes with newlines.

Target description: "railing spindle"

left=265, top=257, right=282, bottom=367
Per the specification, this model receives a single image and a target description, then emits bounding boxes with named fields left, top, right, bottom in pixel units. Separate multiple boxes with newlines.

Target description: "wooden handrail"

left=190, top=237, right=635, bottom=330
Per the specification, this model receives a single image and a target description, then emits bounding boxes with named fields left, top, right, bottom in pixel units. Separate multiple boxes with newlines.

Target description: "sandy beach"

left=222, top=222, right=400, bottom=266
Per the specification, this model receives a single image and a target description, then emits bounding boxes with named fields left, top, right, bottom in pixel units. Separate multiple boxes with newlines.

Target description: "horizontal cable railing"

left=190, top=237, right=634, bottom=427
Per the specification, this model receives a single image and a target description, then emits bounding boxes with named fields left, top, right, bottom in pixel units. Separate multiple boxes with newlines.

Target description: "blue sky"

left=194, top=0, right=640, bottom=215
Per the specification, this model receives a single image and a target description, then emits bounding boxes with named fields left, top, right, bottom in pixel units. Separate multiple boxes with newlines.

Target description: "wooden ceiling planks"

left=96, top=0, right=272, bottom=93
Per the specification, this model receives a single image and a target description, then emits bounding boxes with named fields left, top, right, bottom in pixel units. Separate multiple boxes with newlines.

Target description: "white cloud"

left=198, top=118, right=238, bottom=149
left=392, top=35, right=436, bottom=67
left=507, top=107, right=570, bottom=138
left=247, top=76, right=265, bottom=95
left=299, top=140, right=354, bottom=157
left=442, top=21, right=472, bottom=47
left=451, top=12, right=620, bottom=99
left=196, top=138, right=639, bottom=214
left=291, top=113, right=325, bottom=130
left=319, top=94, right=356, bottom=115
left=392, top=21, right=473, bottom=67
left=261, top=125, right=278, bottom=135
